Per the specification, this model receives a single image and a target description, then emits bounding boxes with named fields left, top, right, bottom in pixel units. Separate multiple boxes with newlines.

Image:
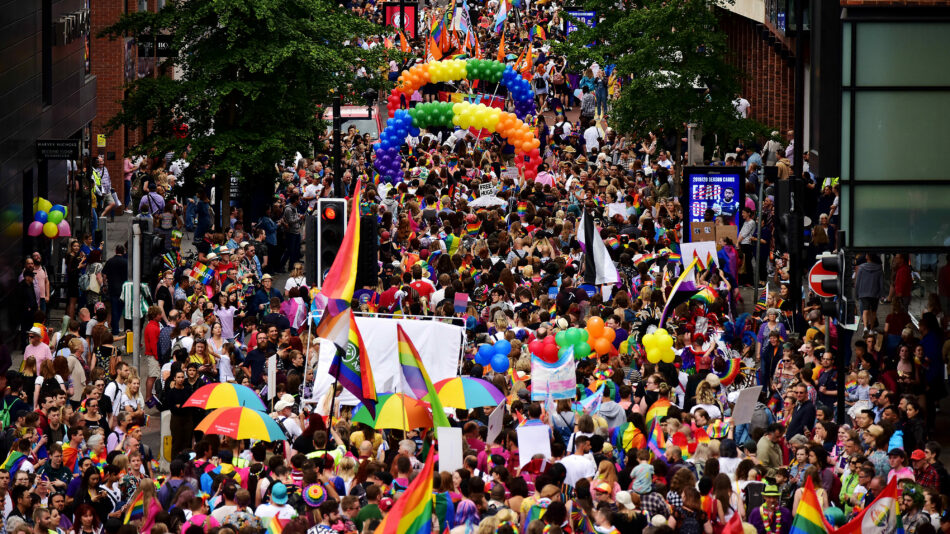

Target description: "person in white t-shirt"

left=273, top=395, right=302, bottom=442
left=558, top=435, right=597, bottom=487
left=254, top=483, right=297, bottom=520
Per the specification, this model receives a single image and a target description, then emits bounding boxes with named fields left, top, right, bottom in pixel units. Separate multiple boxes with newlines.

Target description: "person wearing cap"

left=887, top=448, right=915, bottom=484
left=253, top=274, right=283, bottom=317
left=911, top=449, right=939, bottom=490
left=254, top=481, right=296, bottom=520
left=593, top=481, right=618, bottom=513
left=24, top=325, right=52, bottom=375
left=273, top=393, right=302, bottom=441
left=747, top=483, right=791, bottom=534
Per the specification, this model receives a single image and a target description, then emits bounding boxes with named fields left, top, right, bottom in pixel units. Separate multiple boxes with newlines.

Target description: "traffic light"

left=316, top=198, right=347, bottom=285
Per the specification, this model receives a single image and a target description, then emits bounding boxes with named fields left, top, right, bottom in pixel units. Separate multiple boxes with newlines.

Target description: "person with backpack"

left=156, top=459, right=194, bottom=509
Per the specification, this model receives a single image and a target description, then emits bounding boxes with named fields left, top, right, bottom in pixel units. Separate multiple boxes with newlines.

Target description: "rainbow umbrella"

left=184, top=383, right=267, bottom=411
left=434, top=377, right=506, bottom=409
left=352, top=393, right=433, bottom=430
left=195, top=407, right=286, bottom=441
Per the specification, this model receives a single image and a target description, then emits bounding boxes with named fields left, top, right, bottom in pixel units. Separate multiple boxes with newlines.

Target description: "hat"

left=555, top=317, right=569, bottom=329
left=575, top=156, right=588, bottom=164
left=261, top=274, right=273, bottom=280
left=178, top=320, right=191, bottom=330
left=911, top=449, right=927, bottom=461
left=517, top=388, right=530, bottom=400
left=206, top=253, right=218, bottom=261
left=563, top=146, right=577, bottom=154
left=302, top=484, right=327, bottom=507
left=95, top=302, right=106, bottom=312
left=239, top=241, right=249, bottom=248
left=616, top=491, right=636, bottom=510
left=381, top=230, right=391, bottom=241
left=270, top=482, right=289, bottom=505
left=594, top=482, right=612, bottom=493
left=27, top=326, right=42, bottom=337
left=274, top=394, right=295, bottom=412
left=887, top=448, right=907, bottom=458
left=705, top=374, right=721, bottom=388
left=763, top=484, right=781, bottom=497
left=379, top=497, right=394, bottom=512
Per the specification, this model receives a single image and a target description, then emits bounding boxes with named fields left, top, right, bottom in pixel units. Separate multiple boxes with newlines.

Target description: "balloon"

left=824, top=507, right=845, bottom=527
left=660, top=347, right=675, bottom=363
left=642, top=333, right=656, bottom=350
left=602, top=327, right=616, bottom=343
left=47, top=210, right=63, bottom=225
left=476, top=344, right=494, bottom=366
left=493, top=339, right=512, bottom=357
left=657, top=334, right=674, bottom=350
left=593, top=337, right=612, bottom=356
left=34, top=197, right=52, bottom=213
left=656, top=328, right=670, bottom=338
left=56, top=220, right=71, bottom=237
left=528, top=340, right=542, bottom=355
left=586, top=316, right=605, bottom=338
left=647, top=351, right=661, bottom=364
left=573, top=342, right=592, bottom=359
left=50, top=204, right=65, bottom=214
left=490, top=354, right=509, bottom=373
left=565, top=328, right=582, bottom=346
left=28, top=221, right=43, bottom=237
left=555, top=331, right=568, bottom=347
left=34, top=210, right=48, bottom=224
left=541, top=343, right=559, bottom=363
left=42, top=221, right=58, bottom=238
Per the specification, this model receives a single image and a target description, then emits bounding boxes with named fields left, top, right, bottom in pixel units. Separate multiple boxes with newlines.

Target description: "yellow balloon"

left=42, top=221, right=58, bottom=238
left=453, top=103, right=465, bottom=115
left=656, top=328, right=670, bottom=338
left=34, top=197, right=52, bottom=214
left=661, top=347, right=676, bottom=363
left=647, top=351, right=661, bottom=364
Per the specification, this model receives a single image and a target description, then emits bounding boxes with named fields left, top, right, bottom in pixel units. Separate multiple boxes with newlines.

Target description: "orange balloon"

left=593, top=337, right=612, bottom=356
left=529, top=138, right=541, bottom=151
left=602, top=327, right=616, bottom=343
left=521, top=140, right=534, bottom=152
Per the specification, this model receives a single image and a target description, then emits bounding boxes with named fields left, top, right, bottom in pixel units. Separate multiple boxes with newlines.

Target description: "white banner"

left=311, top=317, right=464, bottom=407
left=679, top=240, right=719, bottom=269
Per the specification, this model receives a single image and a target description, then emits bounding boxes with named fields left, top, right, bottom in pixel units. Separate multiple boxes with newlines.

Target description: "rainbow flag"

left=188, top=262, right=215, bottom=285
left=610, top=422, right=645, bottom=453
left=571, top=501, right=595, bottom=534
left=604, top=237, right=620, bottom=250
left=705, top=250, right=716, bottom=268
left=647, top=422, right=666, bottom=457
left=466, top=220, right=482, bottom=237
left=517, top=201, right=527, bottom=217
left=321, top=308, right=377, bottom=416
left=715, top=359, right=742, bottom=386
left=754, top=285, right=768, bottom=314
left=267, top=517, right=291, bottom=534
left=522, top=502, right=548, bottom=533
left=633, top=253, right=655, bottom=267
left=398, top=325, right=451, bottom=432
left=0, top=451, right=27, bottom=474
left=667, top=253, right=682, bottom=262
left=845, top=380, right=858, bottom=395
left=645, top=397, right=672, bottom=431
left=444, top=234, right=460, bottom=256
left=529, top=24, right=546, bottom=41
left=790, top=478, right=831, bottom=534
left=376, top=438, right=436, bottom=534
left=123, top=492, right=145, bottom=523
left=690, top=285, right=719, bottom=305
left=63, top=444, right=81, bottom=473
left=316, top=181, right=363, bottom=314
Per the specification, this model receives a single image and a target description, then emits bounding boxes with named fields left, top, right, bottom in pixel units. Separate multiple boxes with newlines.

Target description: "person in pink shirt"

left=23, top=326, right=52, bottom=374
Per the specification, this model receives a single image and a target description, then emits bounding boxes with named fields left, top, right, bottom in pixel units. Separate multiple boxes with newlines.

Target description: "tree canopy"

left=101, top=0, right=388, bottom=185
left=555, top=0, right=764, bottom=147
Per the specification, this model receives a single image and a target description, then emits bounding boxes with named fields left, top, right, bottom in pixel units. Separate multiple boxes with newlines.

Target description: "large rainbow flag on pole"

left=398, top=325, right=451, bottom=433
left=314, top=181, right=363, bottom=315
left=375, top=436, right=437, bottom=534
left=790, top=478, right=831, bottom=534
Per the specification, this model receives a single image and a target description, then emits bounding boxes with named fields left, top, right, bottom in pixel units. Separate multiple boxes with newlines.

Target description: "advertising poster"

left=685, top=167, right=742, bottom=241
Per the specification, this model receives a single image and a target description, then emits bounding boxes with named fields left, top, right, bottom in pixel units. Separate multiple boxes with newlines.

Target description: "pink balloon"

left=28, top=221, right=43, bottom=237
left=56, top=220, right=71, bottom=237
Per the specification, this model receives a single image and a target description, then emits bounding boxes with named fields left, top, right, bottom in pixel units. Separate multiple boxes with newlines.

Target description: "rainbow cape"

left=644, top=397, right=672, bottom=431
left=375, top=438, right=436, bottom=534
left=123, top=492, right=145, bottom=523
left=319, top=307, right=377, bottom=416
left=517, top=201, right=528, bottom=217
left=398, top=325, right=451, bottom=433
left=0, top=451, right=27, bottom=473
left=790, top=478, right=832, bottom=534
left=444, top=234, right=461, bottom=256
left=466, top=220, right=482, bottom=237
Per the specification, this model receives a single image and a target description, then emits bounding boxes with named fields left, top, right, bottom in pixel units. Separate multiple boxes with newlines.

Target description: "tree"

left=555, top=0, right=765, bottom=155
left=101, top=0, right=388, bottom=221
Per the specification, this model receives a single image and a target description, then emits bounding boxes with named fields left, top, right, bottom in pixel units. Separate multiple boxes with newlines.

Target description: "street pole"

left=788, top=0, right=806, bottom=319
left=332, top=94, right=344, bottom=198
left=753, top=173, right=765, bottom=294
left=131, top=222, right=142, bottom=370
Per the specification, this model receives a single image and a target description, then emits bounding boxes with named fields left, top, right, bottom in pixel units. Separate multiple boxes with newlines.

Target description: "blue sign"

left=564, top=11, right=596, bottom=36
left=685, top=167, right=743, bottom=241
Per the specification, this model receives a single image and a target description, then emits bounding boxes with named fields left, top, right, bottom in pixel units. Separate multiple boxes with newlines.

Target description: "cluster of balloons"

left=373, top=102, right=542, bottom=182
left=584, top=317, right=617, bottom=357
left=642, top=327, right=675, bottom=364
left=388, top=59, right=536, bottom=120
left=528, top=335, right=560, bottom=363
left=474, top=339, right=511, bottom=373
left=28, top=198, right=71, bottom=238
left=553, top=326, right=592, bottom=360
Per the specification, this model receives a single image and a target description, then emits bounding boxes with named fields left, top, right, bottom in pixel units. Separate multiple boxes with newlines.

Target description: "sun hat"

left=763, top=484, right=781, bottom=497
left=302, top=484, right=326, bottom=507
left=270, top=483, right=288, bottom=505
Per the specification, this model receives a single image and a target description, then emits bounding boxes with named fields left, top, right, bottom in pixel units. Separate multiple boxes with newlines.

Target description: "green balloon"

left=580, top=329, right=589, bottom=342
left=555, top=330, right=568, bottom=347
left=47, top=210, right=64, bottom=225
left=565, top=328, right=582, bottom=345
left=574, top=342, right=592, bottom=359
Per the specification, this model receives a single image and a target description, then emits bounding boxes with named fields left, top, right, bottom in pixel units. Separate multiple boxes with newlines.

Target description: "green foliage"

left=101, top=0, right=388, bottom=182
left=555, top=0, right=767, bottom=147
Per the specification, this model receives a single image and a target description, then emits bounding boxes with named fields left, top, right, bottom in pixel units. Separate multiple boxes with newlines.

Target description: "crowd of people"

left=8, top=0, right=950, bottom=533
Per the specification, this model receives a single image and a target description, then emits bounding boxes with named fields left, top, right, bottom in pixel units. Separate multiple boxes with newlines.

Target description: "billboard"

left=684, top=166, right=743, bottom=242
left=382, top=2, right=419, bottom=38
left=564, top=11, right=596, bottom=36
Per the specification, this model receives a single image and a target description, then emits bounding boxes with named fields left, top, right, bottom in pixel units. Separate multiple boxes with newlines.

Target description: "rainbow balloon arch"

left=373, top=59, right=542, bottom=184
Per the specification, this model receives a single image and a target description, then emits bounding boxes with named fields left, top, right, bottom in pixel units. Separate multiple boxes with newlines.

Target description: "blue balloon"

left=476, top=344, right=494, bottom=366
left=491, top=354, right=510, bottom=373
left=50, top=204, right=66, bottom=214
left=34, top=210, right=48, bottom=223
left=493, top=339, right=512, bottom=357
left=409, top=127, right=420, bottom=137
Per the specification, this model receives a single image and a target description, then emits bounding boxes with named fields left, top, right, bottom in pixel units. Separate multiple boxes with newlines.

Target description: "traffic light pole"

left=131, top=222, right=142, bottom=370
left=332, top=94, right=344, bottom=198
